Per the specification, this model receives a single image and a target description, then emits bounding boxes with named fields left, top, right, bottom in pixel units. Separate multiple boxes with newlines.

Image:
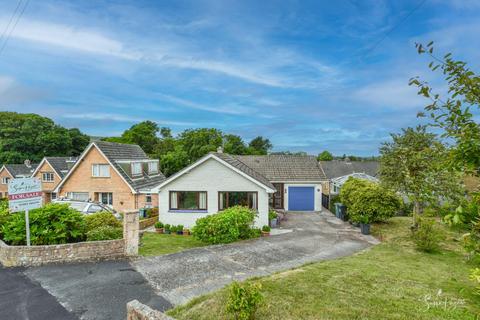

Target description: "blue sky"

left=0, top=0, right=479, bottom=155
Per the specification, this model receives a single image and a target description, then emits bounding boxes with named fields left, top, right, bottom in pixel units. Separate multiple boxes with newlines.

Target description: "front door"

left=271, top=183, right=284, bottom=209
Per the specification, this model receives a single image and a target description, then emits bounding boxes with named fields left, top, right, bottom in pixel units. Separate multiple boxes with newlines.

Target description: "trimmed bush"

left=2, top=203, right=86, bottom=245
left=85, top=211, right=122, bottom=232
left=340, top=178, right=401, bottom=224
left=193, top=206, right=257, bottom=244
left=412, top=218, right=443, bottom=253
left=86, top=226, right=123, bottom=241
left=226, top=281, right=263, bottom=320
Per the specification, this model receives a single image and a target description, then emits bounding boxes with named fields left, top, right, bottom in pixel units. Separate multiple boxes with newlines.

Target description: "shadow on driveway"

left=0, top=266, right=77, bottom=320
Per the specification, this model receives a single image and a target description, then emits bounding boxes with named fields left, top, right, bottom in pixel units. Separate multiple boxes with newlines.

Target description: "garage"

left=288, top=186, right=315, bottom=211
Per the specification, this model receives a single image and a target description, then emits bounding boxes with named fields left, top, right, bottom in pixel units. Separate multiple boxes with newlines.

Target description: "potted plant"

left=154, top=221, right=164, bottom=233
left=164, top=224, right=171, bottom=234
left=359, top=215, right=371, bottom=235
left=176, top=225, right=184, bottom=235
left=183, top=227, right=190, bottom=236
left=269, top=210, right=278, bottom=228
left=261, top=225, right=271, bottom=237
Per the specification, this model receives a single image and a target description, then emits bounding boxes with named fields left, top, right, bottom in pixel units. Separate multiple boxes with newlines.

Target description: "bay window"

left=170, top=191, right=207, bottom=210
left=219, top=192, right=257, bottom=210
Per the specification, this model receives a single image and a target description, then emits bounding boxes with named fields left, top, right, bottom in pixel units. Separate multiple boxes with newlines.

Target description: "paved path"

left=133, top=211, right=378, bottom=306
left=24, top=260, right=171, bottom=320
left=0, top=267, right=77, bottom=320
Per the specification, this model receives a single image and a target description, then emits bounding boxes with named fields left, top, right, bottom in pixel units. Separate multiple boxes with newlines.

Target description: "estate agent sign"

left=8, top=178, right=42, bottom=212
left=8, top=178, right=43, bottom=246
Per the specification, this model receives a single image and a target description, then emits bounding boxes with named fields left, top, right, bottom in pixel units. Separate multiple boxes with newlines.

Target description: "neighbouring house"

left=151, top=150, right=327, bottom=229
left=319, top=160, right=379, bottom=197
left=55, top=141, right=165, bottom=212
left=0, top=162, right=38, bottom=199
left=31, top=157, right=78, bottom=204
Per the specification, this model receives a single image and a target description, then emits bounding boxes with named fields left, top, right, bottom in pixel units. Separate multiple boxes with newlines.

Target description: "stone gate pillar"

left=124, top=211, right=139, bottom=256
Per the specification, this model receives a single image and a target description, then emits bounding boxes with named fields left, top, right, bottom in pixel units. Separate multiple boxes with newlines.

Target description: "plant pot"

left=183, top=230, right=190, bottom=236
left=270, top=218, right=278, bottom=228
left=261, top=231, right=270, bottom=237
left=176, top=231, right=183, bottom=235
left=360, top=223, right=370, bottom=235
left=155, top=228, right=164, bottom=234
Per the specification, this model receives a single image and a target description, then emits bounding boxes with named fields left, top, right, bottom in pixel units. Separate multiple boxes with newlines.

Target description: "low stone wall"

left=139, top=216, right=158, bottom=230
left=0, top=238, right=125, bottom=267
left=127, top=300, right=174, bottom=320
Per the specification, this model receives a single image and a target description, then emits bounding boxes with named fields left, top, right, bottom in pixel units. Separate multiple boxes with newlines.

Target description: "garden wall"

left=0, top=238, right=125, bottom=267
left=139, top=216, right=158, bottom=230
left=127, top=300, right=174, bottom=320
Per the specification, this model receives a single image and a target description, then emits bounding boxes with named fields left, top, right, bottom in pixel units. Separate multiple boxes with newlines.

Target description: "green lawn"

left=139, top=232, right=207, bottom=256
left=168, top=217, right=480, bottom=320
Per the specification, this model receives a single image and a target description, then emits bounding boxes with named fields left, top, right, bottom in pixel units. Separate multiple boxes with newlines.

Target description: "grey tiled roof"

left=45, top=157, right=78, bottom=178
left=212, top=153, right=275, bottom=190
left=93, top=141, right=165, bottom=191
left=234, top=155, right=327, bottom=182
left=319, top=160, right=379, bottom=180
left=3, top=163, right=38, bottom=177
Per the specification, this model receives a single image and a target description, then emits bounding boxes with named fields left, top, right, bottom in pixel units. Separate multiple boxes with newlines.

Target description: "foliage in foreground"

left=340, top=178, right=401, bottom=224
left=1, top=205, right=123, bottom=245
left=2, top=203, right=86, bottom=245
left=169, top=217, right=480, bottom=320
left=85, top=211, right=122, bottom=232
left=192, top=206, right=258, bottom=244
left=226, top=281, right=263, bottom=320
left=86, top=226, right=123, bottom=241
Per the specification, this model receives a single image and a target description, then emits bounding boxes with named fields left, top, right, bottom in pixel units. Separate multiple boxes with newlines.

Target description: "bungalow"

left=55, top=141, right=165, bottom=212
left=151, top=149, right=327, bottom=229
left=0, top=161, right=37, bottom=199
left=31, top=157, right=78, bottom=204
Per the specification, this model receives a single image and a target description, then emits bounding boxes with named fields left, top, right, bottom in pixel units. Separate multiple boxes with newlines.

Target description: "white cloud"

left=4, top=17, right=339, bottom=88
left=351, top=78, right=425, bottom=109
left=62, top=112, right=196, bottom=126
left=155, top=93, right=256, bottom=115
left=6, top=19, right=141, bottom=60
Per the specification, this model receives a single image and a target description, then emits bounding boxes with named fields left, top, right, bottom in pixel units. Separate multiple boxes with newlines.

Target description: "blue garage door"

left=288, top=186, right=315, bottom=211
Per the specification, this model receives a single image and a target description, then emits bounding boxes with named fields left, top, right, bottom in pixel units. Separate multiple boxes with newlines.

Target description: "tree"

left=410, top=42, right=480, bottom=173
left=179, top=128, right=223, bottom=161
left=160, top=146, right=189, bottom=177
left=0, top=112, right=89, bottom=163
left=317, top=150, right=334, bottom=161
left=122, top=121, right=159, bottom=154
left=248, top=136, right=272, bottom=155
left=223, top=134, right=247, bottom=155
left=379, top=126, right=463, bottom=220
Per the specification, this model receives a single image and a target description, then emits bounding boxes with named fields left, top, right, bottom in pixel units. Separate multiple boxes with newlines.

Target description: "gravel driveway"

left=133, top=211, right=378, bottom=306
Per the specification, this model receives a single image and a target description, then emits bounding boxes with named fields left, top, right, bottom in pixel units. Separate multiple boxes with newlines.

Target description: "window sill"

left=168, top=210, right=208, bottom=213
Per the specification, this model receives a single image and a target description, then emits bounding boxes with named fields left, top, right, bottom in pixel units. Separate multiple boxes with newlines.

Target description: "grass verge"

left=168, top=217, right=480, bottom=320
left=139, top=232, right=206, bottom=256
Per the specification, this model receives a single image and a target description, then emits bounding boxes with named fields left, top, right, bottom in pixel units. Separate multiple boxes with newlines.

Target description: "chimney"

left=217, top=146, right=223, bottom=153
left=24, top=159, right=31, bottom=168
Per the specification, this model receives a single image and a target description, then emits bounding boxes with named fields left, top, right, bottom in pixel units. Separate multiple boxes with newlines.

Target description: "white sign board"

left=8, top=178, right=43, bottom=212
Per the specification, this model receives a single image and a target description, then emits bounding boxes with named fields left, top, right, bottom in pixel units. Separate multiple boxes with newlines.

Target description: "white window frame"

left=145, top=193, right=152, bottom=204
left=51, top=192, right=57, bottom=200
left=92, top=164, right=110, bottom=177
left=42, top=172, right=55, bottom=182
left=98, top=192, right=113, bottom=206
left=148, top=161, right=158, bottom=175
left=1, top=177, right=10, bottom=184
left=131, top=162, right=142, bottom=176
left=67, top=192, right=89, bottom=201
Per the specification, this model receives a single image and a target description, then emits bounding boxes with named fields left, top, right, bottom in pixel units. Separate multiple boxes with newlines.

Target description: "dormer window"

left=148, top=161, right=158, bottom=174
left=131, top=162, right=142, bottom=176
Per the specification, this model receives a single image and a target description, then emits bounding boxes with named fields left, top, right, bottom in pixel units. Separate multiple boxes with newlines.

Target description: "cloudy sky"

left=0, top=0, right=479, bottom=155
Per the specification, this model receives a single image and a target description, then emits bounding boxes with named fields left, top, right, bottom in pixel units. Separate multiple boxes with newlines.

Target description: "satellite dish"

left=24, top=159, right=31, bottom=168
